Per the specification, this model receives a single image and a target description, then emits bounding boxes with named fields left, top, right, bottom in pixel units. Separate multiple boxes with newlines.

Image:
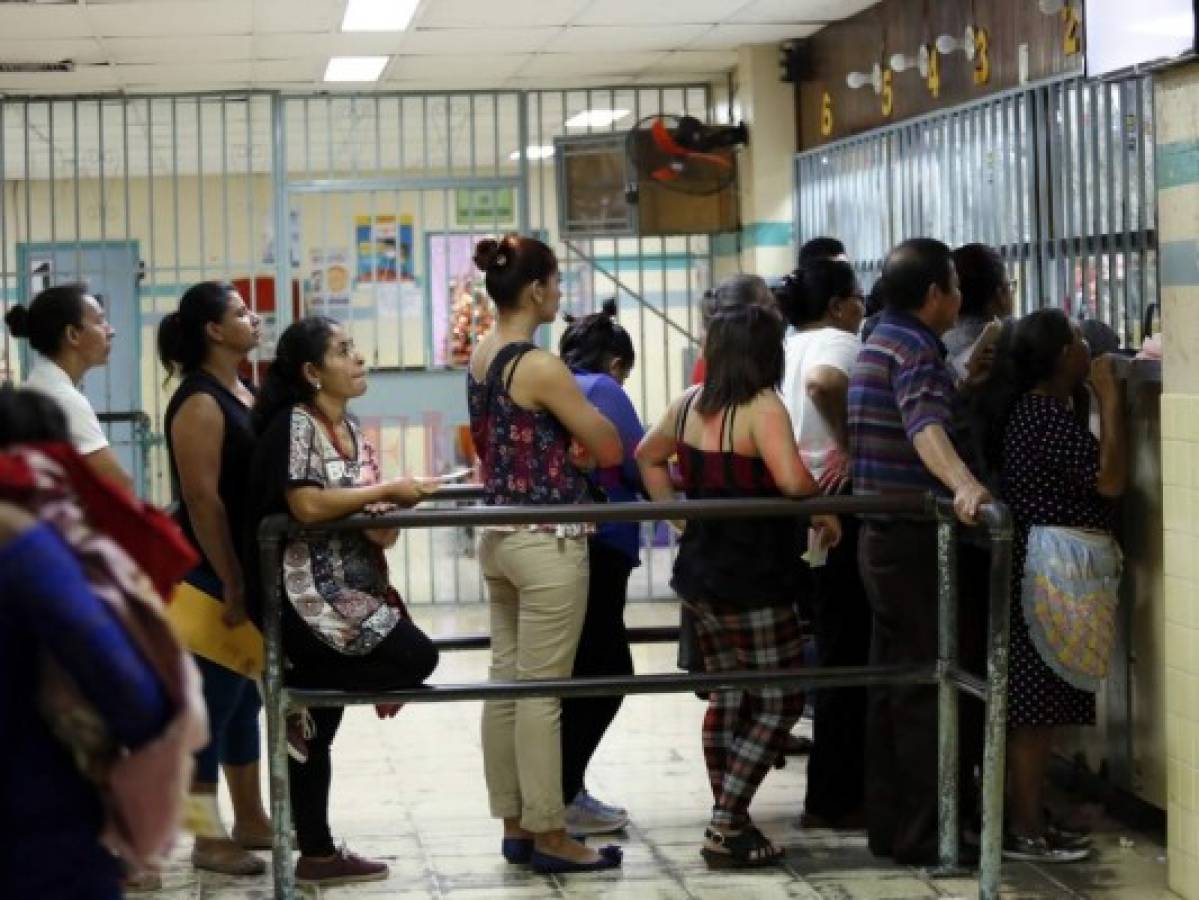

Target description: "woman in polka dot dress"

left=997, top=308, right=1126, bottom=863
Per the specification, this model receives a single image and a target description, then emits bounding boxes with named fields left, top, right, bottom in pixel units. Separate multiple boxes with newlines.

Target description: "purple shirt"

left=848, top=309, right=960, bottom=499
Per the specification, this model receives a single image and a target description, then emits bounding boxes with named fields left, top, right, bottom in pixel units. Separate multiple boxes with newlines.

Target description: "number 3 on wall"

left=1062, top=4, right=1082, bottom=55
left=820, top=91, right=834, bottom=136
left=881, top=69, right=894, bottom=117
left=973, top=27, right=991, bottom=85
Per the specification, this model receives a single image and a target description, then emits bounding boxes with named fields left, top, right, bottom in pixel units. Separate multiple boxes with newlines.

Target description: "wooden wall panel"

left=796, top=0, right=1084, bottom=149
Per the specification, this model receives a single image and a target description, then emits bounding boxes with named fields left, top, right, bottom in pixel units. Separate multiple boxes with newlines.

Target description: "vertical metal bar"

left=1074, top=83, right=1090, bottom=317
left=172, top=97, right=181, bottom=298
left=0, top=100, right=8, bottom=380
left=72, top=100, right=82, bottom=282
left=517, top=91, right=531, bottom=236
left=936, top=515, right=960, bottom=870
left=1061, top=85, right=1077, bottom=315
left=1033, top=87, right=1052, bottom=307
left=222, top=97, right=231, bottom=286
left=1119, top=80, right=1133, bottom=343
left=197, top=98, right=206, bottom=281
left=1090, top=82, right=1103, bottom=325
left=1105, top=83, right=1118, bottom=328
left=978, top=513, right=1013, bottom=900
left=147, top=99, right=162, bottom=433
left=272, top=94, right=292, bottom=331
left=259, top=531, right=297, bottom=900
left=1133, top=76, right=1148, bottom=345
left=48, top=102, right=57, bottom=261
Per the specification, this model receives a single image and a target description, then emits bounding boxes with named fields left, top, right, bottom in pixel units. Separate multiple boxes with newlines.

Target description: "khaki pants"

left=478, top=530, right=588, bottom=832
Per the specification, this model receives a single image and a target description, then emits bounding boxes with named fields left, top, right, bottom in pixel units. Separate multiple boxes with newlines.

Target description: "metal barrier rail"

left=257, top=493, right=1013, bottom=900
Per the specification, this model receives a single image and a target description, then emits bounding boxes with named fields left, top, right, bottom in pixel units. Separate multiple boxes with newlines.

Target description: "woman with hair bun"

left=467, top=234, right=624, bottom=873
left=4, top=283, right=131, bottom=490
left=556, top=299, right=643, bottom=836
left=158, top=281, right=273, bottom=877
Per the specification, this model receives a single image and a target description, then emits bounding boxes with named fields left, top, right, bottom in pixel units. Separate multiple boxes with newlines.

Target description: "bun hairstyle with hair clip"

left=558, top=297, right=635, bottom=375
left=473, top=233, right=558, bottom=309
left=774, top=259, right=857, bottom=328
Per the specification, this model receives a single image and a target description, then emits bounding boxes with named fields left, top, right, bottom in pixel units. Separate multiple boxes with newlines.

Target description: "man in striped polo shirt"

left=848, top=238, right=992, bottom=865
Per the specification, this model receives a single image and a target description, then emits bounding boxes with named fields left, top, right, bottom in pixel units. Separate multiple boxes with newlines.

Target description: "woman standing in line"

left=775, top=259, right=869, bottom=830
left=159, top=281, right=273, bottom=876
left=5, top=283, right=132, bottom=491
left=467, top=234, right=624, bottom=873
left=557, top=300, right=644, bottom=835
left=637, top=280, right=839, bottom=867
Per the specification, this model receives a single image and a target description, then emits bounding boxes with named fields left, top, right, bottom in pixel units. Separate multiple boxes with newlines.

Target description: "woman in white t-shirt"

left=4, top=284, right=132, bottom=492
left=774, top=258, right=871, bottom=830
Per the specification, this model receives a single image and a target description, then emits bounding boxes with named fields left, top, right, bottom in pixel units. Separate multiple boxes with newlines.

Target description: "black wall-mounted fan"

left=625, top=115, right=749, bottom=197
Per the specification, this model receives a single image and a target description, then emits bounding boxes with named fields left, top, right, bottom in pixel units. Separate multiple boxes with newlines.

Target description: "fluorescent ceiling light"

left=564, top=109, right=630, bottom=128
left=342, top=0, right=419, bottom=32
left=324, top=56, right=389, bottom=82
left=509, top=145, right=555, bottom=161
left=1129, top=14, right=1195, bottom=36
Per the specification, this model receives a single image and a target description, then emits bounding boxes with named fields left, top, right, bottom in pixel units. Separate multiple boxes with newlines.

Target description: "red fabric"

left=691, top=356, right=706, bottom=385
left=0, top=442, right=197, bottom=599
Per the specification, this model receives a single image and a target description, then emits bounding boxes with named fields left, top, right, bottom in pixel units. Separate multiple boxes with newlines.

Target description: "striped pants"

left=690, top=600, right=806, bottom=829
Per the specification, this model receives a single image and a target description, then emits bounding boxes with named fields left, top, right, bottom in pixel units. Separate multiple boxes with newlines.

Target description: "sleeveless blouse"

left=670, top=391, right=803, bottom=609
left=466, top=341, right=590, bottom=522
left=163, top=370, right=256, bottom=579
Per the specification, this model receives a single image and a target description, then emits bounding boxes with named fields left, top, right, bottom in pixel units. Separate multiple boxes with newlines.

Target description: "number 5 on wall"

left=1062, top=4, right=1082, bottom=55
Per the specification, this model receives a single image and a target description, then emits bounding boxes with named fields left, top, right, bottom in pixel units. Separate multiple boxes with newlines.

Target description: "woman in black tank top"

left=158, top=281, right=272, bottom=877
left=637, top=287, right=840, bottom=869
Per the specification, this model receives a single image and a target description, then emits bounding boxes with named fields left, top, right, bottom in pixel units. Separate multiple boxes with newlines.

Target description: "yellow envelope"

left=166, top=580, right=264, bottom=678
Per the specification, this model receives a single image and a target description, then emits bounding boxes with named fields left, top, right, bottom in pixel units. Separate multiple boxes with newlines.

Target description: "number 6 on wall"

left=820, top=91, right=834, bottom=136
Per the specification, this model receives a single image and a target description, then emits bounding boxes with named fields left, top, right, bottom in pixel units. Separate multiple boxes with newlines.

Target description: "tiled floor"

left=152, top=604, right=1172, bottom=899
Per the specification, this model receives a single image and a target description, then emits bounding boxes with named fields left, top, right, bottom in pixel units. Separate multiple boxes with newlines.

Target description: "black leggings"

left=560, top=541, right=635, bottom=803
left=283, top=605, right=439, bottom=856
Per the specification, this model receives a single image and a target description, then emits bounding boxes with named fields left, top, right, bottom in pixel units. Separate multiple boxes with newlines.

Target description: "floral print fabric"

left=282, top=406, right=399, bottom=655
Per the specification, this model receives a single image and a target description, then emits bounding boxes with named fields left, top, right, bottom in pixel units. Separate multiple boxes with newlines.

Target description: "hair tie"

left=493, top=253, right=508, bottom=268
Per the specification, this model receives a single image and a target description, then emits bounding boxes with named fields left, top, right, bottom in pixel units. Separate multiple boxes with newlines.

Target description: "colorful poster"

left=308, top=247, right=351, bottom=315
left=355, top=214, right=415, bottom=283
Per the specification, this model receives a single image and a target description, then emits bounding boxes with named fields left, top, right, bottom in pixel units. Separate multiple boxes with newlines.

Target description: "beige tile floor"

left=150, top=604, right=1172, bottom=900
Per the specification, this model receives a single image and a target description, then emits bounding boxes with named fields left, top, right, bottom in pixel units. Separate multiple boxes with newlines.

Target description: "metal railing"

left=257, top=492, right=1013, bottom=900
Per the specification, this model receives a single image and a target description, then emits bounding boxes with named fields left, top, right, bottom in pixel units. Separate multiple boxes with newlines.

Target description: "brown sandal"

left=701, top=825, right=785, bottom=868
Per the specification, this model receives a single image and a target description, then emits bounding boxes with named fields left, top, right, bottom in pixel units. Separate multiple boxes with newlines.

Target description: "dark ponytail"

left=4, top=283, right=88, bottom=357
left=774, top=259, right=857, bottom=328
left=474, top=234, right=558, bottom=309
left=559, top=298, right=635, bottom=375
left=251, top=316, right=337, bottom=435
left=158, top=281, right=236, bottom=379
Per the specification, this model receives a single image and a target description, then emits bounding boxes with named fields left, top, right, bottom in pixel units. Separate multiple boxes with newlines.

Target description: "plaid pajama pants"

left=690, top=600, right=806, bottom=829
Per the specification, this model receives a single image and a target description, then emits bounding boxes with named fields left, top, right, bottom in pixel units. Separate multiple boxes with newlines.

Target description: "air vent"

left=0, top=60, right=76, bottom=73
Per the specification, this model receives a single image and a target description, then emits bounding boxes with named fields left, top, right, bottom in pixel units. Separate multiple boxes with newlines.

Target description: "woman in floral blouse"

left=248, top=316, right=440, bottom=887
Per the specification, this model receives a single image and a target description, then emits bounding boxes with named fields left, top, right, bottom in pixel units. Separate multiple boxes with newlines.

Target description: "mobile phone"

left=973, top=319, right=1004, bottom=355
left=435, top=466, right=474, bottom=484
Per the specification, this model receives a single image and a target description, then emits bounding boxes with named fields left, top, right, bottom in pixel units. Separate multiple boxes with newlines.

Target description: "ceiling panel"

left=648, top=50, right=738, bottom=72
left=400, top=27, right=560, bottom=55
left=85, top=1, right=252, bottom=37
left=0, top=4, right=94, bottom=40
left=252, top=0, right=341, bottom=34
left=0, top=67, right=119, bottom=94
left=728, top=0, right=879, bottom=23
left=389, top=54, right=527, bottom=80
left=114, top=61, right=255, bottom=86
left=103, top=35, right=253, bottom=64
left=687, top=23, right=821, bottom=49
left=552, top=25, right=709, bottom=53
left=572, top=0, right=751, bottom=25
left=518, top=52, right=662, bottom=78
left=413, top=0, right=591, bottom=28
left=0, top=38, right=107, bottom=65
left=253, top=59, right=320, bottom=82
left=251, top=32, right=410, bottom=59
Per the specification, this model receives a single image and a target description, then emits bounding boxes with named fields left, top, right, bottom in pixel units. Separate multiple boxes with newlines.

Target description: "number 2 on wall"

left=820, top=91, right=834, bottom=137
left=973, top=27, right=991, bottom=85
left=881, top=69, right=894, bottom=117
left=1062, top=4, right=1082, bottom=55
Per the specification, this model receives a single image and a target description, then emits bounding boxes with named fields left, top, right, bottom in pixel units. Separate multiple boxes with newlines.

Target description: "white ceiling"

left=0, top=0, right=879, bottom=95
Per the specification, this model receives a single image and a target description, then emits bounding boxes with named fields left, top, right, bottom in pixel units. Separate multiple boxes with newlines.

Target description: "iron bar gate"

left=795, top=75, right=1156, bottom=347
left=1, top=85, right=714, bottom=602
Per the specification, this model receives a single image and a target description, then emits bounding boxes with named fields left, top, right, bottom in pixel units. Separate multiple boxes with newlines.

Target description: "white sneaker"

left=564, top=790, right=629, bottom=835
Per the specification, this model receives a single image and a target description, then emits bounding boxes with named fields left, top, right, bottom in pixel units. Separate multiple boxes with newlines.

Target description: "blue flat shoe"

left=530, top=844, right=622, bottom=874
left=501, top=838, right=533, bottom=864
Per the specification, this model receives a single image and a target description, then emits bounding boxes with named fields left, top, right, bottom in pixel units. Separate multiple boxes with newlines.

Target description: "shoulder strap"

left=724, top=405, right=738, bottom=453
left=675, top=387, right=700, bottom=443
left=484, top=340, right=538, bottom=413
